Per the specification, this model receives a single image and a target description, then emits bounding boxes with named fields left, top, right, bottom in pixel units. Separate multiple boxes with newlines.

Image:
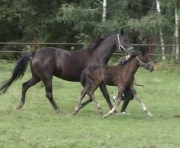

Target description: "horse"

left=73, top=50, right=154, bottom=118
left=112, top=56, right=153, bottom=117
left=0, top=29, right=135, bottom=112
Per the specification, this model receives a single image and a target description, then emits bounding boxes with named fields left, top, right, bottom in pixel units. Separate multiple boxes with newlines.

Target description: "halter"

left=116, top=33, right=133, bottom=53
left=136, top=56, right=152, bottom=68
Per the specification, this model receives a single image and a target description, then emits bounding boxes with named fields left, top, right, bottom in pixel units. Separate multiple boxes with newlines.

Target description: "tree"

left=174, top=0, right=180, bottom=60
left=0, top=0, right=179, bottom=62
left=156, top=0, right=166, bottom=60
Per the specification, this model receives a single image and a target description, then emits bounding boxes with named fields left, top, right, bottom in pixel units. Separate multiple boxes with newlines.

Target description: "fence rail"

left=0, top=42, right=179, bottom=47
left=0, top=42, right=180, bottom=58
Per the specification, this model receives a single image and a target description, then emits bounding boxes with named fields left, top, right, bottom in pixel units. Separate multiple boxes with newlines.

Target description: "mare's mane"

left=89, top=32, right=116, bottom=51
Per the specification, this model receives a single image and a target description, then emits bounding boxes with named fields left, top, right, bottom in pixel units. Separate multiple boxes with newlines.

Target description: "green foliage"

left=0, top=0, right=179, bottom=61
left=127, top=12, right=170, bottom=35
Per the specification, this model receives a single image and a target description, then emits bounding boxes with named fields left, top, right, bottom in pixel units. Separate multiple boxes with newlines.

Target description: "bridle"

left=115, top=33, right=135, bottom=64
left=136, top=56, right=152, bottom=69
left=117, top=33, right=134, bottom=54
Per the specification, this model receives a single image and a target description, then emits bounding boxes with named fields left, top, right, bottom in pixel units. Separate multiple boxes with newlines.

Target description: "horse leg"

left=91, top=94, right=103, bottom=115
left=99, top=83, right=113, bottom=109
left=74, top=84, right=99, bottom=115
left=17, top=76, right=40, bottom=110
left=84, top=85, right=103, bottom=115
left=76, top=93, right=103, bottom=115
left=103, top=89, right=124, bottom=118
left=131, top=87, right=153, bottom=117
left=42, top=77, right=60, bottom=112
left=79, top=98, right=93, bottom=109
left=120, top=87, right=134, bottom=113
left=76, top=81, right=95, bottom=110
left=73, top=86, right=89, bottom=115
left=80, top=83, right=113, bottom=110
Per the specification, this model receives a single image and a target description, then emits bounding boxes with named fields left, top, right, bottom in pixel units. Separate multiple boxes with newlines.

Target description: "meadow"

left=0, top=60, right=179, bottom=148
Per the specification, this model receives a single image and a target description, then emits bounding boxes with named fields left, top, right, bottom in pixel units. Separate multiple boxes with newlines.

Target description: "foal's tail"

left=0, top=52, right=34, bottom=95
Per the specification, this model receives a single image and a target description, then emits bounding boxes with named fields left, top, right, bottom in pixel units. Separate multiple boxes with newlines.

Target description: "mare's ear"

left=120, top=29, right=125, bottom=35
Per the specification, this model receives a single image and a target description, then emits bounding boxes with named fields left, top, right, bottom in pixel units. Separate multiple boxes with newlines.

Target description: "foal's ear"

left=120, top=29, right=125, bottom=35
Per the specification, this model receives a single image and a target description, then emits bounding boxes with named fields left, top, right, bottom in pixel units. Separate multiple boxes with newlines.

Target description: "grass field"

left=0, top=61, right=180, bottom=148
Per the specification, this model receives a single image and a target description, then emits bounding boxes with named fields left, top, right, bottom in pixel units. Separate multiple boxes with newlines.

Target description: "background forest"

left=0, top=0, right=180, bottom=62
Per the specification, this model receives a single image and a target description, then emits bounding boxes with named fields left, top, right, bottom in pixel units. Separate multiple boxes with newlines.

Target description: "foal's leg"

left=76, top=85, right=92, bottom=110
left=17, top=75, right=40, bottom=110
left=91, top=94, right=103, bottom=115
left=77, top=93, right=103, bottom=115
left=103, top=90, right=124, bottom=118
left=42, top=76, right=60, bottom=112
left=73, top=86, right=89, bottom=115
left=131, top=86, right=153, bottom=117
left=79, top=98, right=93, bottom=108
left=79, top=83, right=113, bottom=111
left=84, top=85, right=103, bottom=115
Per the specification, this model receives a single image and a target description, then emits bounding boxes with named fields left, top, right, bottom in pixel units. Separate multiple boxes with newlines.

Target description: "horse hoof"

left=55, top=109, right=60, bottom=113
left=103, top=114, right=109, bottom=118
left=73, top=106, right=79, bottom=115
left=72, top=111, right=77, bottom=115
left=121, top=111, right=131, bottom=115
left=148, top=113, right=153, bottom=117
left=16, top=104, right=22, bottom=110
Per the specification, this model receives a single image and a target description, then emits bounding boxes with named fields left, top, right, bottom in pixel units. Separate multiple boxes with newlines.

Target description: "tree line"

left=0, top=0, right=179, bottom=62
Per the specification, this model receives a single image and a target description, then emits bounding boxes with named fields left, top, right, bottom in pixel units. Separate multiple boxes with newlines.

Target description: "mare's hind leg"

left=42, top=77, right=60, bottom=112
left=120, top=87, right=134, bottom=113
left=17, top=76, right=40, bottom=110
left=99, top=83, right=113, bottom=109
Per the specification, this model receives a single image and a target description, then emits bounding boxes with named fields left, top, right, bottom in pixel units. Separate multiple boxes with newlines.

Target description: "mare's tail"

left=0, top=52, right=34, bottom=95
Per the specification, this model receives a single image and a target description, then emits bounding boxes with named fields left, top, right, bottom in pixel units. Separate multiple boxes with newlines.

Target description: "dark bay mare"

left=0, top=29, right=135, bottom=112
left=73, top=50, right=154, bottom=117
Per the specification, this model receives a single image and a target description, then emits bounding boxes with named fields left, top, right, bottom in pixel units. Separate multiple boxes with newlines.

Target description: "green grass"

left=0, top=61, right=180, bottom=148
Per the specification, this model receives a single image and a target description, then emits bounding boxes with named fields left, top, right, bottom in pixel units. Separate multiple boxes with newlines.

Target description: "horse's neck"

left=124, top=57, right=139, bottom=77
left=93, top=35, right=116, bottom=64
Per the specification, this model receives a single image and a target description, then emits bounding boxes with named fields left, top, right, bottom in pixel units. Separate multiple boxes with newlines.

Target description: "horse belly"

left=102, top=76, right=117, bottom=86
left=54, top=67, right=82, bottom=82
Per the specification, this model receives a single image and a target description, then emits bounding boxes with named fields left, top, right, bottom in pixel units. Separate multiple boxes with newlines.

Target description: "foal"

left=73, top=51, right=154, bottom=117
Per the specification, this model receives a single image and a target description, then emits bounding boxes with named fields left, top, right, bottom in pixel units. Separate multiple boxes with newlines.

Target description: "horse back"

left=31, top=47, right=93, bottom=81
left=84, top=65, right=133, bottom=87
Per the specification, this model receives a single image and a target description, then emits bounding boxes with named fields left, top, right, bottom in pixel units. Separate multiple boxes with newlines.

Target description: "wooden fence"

left=0, top=42, right=180, bottom=66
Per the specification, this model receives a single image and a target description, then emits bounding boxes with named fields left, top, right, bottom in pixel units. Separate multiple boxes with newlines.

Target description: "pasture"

left=0, top=60, right=180, bottom=148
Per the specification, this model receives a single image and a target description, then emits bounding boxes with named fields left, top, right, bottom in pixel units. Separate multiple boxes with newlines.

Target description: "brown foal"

left=74, top=50, right=154, bottom=117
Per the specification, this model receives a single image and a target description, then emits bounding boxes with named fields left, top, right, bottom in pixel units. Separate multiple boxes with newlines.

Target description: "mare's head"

left=137, top=50, right=154, bottom=72
left=116, top=29, right=136, bottom=59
